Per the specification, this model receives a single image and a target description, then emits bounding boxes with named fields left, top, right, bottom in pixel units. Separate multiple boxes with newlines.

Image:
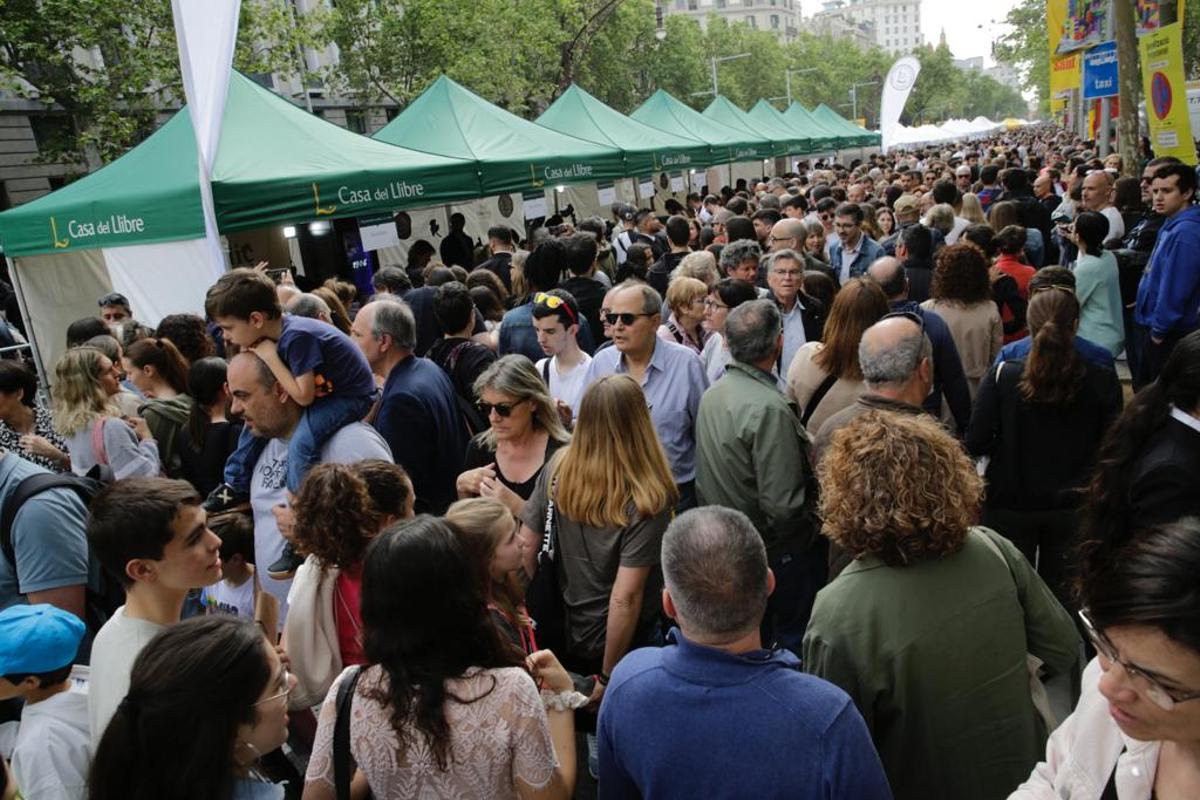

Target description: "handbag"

left=524, top=474, right=566, bottom=656
left=333, top=666, right=370, bottom=800
left=972, top=527, right=1059, bottom=734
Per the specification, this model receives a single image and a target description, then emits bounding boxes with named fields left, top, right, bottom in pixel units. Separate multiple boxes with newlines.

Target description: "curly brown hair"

left=931, top=242, right=991, bottom=305
left=292, top=463, right=382, bottom=570
left=818, top=410, right=982, bottom=566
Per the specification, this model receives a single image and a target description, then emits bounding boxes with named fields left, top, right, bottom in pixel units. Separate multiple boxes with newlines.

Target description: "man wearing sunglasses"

left=584, top=282, right=708, bottom=512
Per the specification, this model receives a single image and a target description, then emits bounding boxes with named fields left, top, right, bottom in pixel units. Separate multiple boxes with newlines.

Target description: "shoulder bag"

left=524, top=474, right=566, bottom=656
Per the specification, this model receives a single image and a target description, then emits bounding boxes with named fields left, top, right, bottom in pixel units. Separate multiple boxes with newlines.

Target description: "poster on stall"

left=1139, top=23, right=1197, bottom=165
left=1136, top=0, right=1183, bottom=36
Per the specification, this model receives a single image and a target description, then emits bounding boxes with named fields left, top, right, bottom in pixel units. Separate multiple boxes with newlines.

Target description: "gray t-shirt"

left=519, top=464, right=669, bottom=659
left=0, top=452, right=98, bottom=611
left=251, top=422, right=393, bottom=622
left=88, top=608, right=164, bottom=749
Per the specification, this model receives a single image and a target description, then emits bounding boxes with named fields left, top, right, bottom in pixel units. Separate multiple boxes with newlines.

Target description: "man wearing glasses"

left=584, top=282, right=708, bottom=512
left=767, top=250, right=825, bottom=376
left=828, top=203, right=885, bottom=286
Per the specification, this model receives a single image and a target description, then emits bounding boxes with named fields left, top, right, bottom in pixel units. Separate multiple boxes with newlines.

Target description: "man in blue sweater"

left=1133, top=163, right=1200, bottom=388
left=597, top=506, right=891, bottom=800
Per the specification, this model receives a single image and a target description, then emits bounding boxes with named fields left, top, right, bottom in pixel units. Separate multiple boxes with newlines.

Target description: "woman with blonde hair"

left=446, top=497, right=535, bottom=655
left=52, top=347, right=160, bottom=480
left=859, top=202, right=883, bottom=241
left=787, top=277, right=890, bottom=431
left=457, top=355, right=570, bottom=517
left=804, top=409, right=1080, bottom=800
left=658, top=277, right=709, bottom=354
left=960, top=192, right=986, bottom=224
left=669, top=250, right=719, bottom=289
left=519, top=374, right=676, bottom=704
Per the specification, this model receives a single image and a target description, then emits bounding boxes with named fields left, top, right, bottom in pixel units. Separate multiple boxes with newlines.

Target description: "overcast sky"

left=919, top=0, right=1021, bottom=66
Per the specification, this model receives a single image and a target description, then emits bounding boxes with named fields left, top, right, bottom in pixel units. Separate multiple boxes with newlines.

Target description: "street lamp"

left=691, top=53, right=752, bottom=99
left=784, top=67, right=818, bottom=106
left=850, top=80, right=878, bottom=124
left=654, top=1, right=667, bottom=40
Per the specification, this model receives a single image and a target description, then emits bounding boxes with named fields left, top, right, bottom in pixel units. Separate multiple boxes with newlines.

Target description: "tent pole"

left=7, top=256, right=49, bottom=400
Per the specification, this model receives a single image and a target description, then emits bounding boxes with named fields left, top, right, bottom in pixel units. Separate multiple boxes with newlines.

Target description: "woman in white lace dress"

left=303, top=516, right=583, bottom=800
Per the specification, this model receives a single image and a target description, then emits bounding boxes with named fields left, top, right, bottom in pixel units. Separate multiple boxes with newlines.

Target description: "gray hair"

left=614, top=280, right=662, bottom=315
left=672, top=251, right=719, bottom=287
left=924, top=204, right=955, bottom=236
left=369, top=299, right=417, bottom=351
left=471, top=354, right=570, bottom=450
left=287, top=293, right=331, bottom=320
left=719, top=239, right=762, bottom=273
left=725, top=299, right=780, bottom=364
left=768, top=249, right=804, bottom=271
left=858, top=320, right=933, bottom=388
left=662, top=506, right=769, bottom=637
left=84, top=334, right=121, bottom=362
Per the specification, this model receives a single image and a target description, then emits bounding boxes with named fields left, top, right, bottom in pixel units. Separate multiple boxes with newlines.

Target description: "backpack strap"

left=91, top=418, right=109, bottom=466
left=0, top=474, right=96, bottom=572
left=541, top=358, right=552, bottom=385
left=334, top=665, right=364, bottom=800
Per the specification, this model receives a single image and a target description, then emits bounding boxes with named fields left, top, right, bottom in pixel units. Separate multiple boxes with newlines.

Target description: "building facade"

left=665, top=0, right=803, bottom=43
left=813, top=0, right=921, bottom=54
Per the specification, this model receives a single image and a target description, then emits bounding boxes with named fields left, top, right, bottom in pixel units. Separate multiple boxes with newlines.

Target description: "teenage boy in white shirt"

left=532, top=289, right=592, bottom=425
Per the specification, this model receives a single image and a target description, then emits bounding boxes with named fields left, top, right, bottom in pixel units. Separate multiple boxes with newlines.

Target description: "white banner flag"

left=880, top=56, right=921, bottom=154
left=172, top=0, right=242, bottom=280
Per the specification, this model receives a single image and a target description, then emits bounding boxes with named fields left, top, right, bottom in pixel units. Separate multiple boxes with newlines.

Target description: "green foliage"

left=994, top=0, right=1049, bottom=112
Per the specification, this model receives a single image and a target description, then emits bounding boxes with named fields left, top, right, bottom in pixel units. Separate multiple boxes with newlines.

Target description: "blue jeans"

left=224, top=393, right=375, bottom=494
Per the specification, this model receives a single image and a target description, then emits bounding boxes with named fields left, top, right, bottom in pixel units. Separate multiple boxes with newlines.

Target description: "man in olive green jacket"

left=695, top=299, right=824, bottom=653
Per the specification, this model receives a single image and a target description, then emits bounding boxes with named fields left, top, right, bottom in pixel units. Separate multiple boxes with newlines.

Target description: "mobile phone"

left=266, top=268, right=290, bottom=284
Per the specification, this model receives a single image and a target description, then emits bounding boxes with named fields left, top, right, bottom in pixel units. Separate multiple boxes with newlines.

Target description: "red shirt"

left=995, top=254, right=1035, bottom=298
left=334, top=562, right=365, bottom=666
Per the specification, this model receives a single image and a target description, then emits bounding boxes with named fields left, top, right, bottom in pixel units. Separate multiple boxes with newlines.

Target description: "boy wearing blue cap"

left=0, top=603, right=89, bottom=800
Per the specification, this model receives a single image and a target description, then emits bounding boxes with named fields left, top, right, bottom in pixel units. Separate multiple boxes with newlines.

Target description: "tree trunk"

left=1114, top=0, right=1140, bottom=175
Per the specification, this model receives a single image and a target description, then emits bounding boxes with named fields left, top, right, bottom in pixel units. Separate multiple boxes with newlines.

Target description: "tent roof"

left=373, top=75, right=626, bottom=195
left=812, top=104, right=881, bottom=146
left=703, top=95, right=811, bottom=157
left=747, top=100, right=832, bottom=155
left=781, top=103, right=854, bottom=151
left=537, top=85, right=713, bottom=176
left=630, top=90, right=771, bottom=164
left=0, top=72, right=482, bottom=257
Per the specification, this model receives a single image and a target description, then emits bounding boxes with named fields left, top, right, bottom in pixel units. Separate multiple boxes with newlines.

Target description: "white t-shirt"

left=88, top=609, right=164, bottom=749
left=200, top=574, right=256, bottom=621
left=252, top=421, right=393, bottom=622
left=1099, top=205, right=1125, bottom=243
left=13, top=665, right=90, bottom=800
left=535, top=353, right=593, bottom=417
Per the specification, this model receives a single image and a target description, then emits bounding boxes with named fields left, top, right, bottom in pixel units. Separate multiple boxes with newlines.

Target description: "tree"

left=904, top=43, right=965, bottom=124
left=993, top=0, right=1049, bottom=112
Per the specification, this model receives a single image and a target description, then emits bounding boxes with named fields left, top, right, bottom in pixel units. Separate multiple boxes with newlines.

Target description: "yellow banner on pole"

left=1139, top=22, right=1197, bottom=165
left=1047, top=0, right=1082, bottom=106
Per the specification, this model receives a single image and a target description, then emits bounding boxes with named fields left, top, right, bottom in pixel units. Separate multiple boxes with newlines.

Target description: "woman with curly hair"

left=803, top=409, right=1080, bottom=800
left=966, top=289, right=1123, bottom=608
left=921, top=242, right=1003, bottom=397
left=154, top=313, right=216, bottom=365
left=283, top=461, right=414, bottom=708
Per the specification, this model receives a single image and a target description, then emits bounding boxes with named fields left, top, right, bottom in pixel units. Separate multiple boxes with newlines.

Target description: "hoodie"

left=1135, top=205, right=1200, bottom=338
left=139, top=394, right=192, bottom=479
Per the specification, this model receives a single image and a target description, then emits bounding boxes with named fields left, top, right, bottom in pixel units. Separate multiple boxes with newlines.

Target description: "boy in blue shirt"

left=205, top=268, right=376, bottom=575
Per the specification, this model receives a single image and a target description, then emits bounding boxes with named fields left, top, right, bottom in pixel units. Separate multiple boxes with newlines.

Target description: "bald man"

left=1081, top=170, right=1125, bottom=244
left=768, top=218, right=807, bottom=253
left=866, top=256, right=971, bottom=435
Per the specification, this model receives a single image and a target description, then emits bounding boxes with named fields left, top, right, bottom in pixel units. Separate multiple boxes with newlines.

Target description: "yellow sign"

left=310, top=183, right=337, bottom=216
left=1047, top=0, right=1082, bottom=99
left=1139, top=22, right=1197, bottom=165
left=49, top=217, right=70, bottom=249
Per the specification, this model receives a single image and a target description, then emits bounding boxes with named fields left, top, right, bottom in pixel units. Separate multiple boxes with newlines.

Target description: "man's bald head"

left=769, top=218, right=807, bottom=252
left=228, top=350, right=276, bottom=390
left=1082, top=170, right=1115, bottom=211
left=867, top=256, right=906, bottom=300
left=858, top=315, right=932, bottom=401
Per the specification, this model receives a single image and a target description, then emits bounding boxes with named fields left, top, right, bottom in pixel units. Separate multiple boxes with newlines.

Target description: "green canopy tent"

left=782, top=103, right=854, bottom=151
left=630, top=90, right=772, bottom=165
left=748, top=100, right=836, bottom=154
left=812, top=104, right=881, bottom=147
left=373, top=75, right=627, bottom=196
left=537, top=84, right=714, bottom=176
left=703, top=95, right=813, bottom=157
left=0, top=71, right=482, bottom=383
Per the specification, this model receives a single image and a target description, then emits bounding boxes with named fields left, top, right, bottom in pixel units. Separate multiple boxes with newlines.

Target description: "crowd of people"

left=0, top=123, right=1199, bottom=800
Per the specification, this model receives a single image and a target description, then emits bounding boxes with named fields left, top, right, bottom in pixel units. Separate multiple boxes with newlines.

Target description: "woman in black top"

left=966, top=287, right=1123, bottom=608
left=178, top=357, right=242, bottom=498
left=456, top=355, right=570, bottom=517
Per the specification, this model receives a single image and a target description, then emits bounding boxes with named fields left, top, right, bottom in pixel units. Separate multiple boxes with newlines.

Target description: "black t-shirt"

left=463, top=435, right=563, bottom=501
left=178, top=420, right=243, bottom=497
left=426, top=337, right=497, bottom=403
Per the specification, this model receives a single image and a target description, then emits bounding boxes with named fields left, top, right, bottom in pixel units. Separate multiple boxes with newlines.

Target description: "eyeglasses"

left=478, top=401, right=518, bottom=418
left=533, top=292, right=576, bottom=325
left=769, top=235, right=798, bottom=243
left=703, top=298, right=729, bottom=310
left=770, top=268, right=803, bottom=278
left=604, top=312, right=654, bottom=326
left=98, top=292, right=129, bottom=308
left=1079, top=609, right=1200, bottom=711
left=255, top=668, right=292, bottom=706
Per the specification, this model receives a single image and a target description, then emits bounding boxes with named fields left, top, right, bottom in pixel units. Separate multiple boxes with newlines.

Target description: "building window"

left=716, top=0, right=726, bottom=6
left=688, top=0, right=697, bottom=8
left=28, top=115, right=72, bottom=154
left=746, top=14, right=756, bottom=26
left=345, top=110, right=367, bottom=134
left=771, top=13, right=779, bottom=26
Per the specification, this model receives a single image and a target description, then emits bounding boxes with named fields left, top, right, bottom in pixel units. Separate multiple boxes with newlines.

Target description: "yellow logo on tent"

left=49, top=217, right=70, bottom=249
left=529, top=164, right=545, bottom=188
left=311, top=183, right=337, bottom=216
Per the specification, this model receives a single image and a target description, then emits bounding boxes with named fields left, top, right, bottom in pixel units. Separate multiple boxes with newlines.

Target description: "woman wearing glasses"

left=88, top=616, right=294, bottom=800
left=1011, top=519, right=1200, bottom=799
left=700, top=278, right=760, bottom=384
left=457, top=356, right=570, bottom=518
left=966, top=289, right=1122, bottom=610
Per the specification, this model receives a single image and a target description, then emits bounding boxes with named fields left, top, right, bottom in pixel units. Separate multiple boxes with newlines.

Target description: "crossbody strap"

left=800, top=372, right=839, bottom=428
left=334, top=666, right=364, bottom=800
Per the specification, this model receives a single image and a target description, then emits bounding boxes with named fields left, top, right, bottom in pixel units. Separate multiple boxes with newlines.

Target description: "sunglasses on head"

left=477, top=401, right=518, bottom=418
left=604, top=312, right=654, bottom=326
left=98, top=292, right=129, bottom=308
left=533, top=292, right=576, bottom=324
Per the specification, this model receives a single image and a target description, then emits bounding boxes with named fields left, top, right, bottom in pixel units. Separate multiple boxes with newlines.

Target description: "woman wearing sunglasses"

left=457, top=356, right=570, bottom=518
left=1011, top=519, right=1200, bottom=799
left=89, top=616, right=294, bottom=800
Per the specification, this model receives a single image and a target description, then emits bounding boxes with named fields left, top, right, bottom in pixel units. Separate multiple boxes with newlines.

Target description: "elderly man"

left=597, top=506, right=890, bottom=799
left=695, top=299, right=827, bottom=652
left=814, top=313, right=933, bottom=460
left=1081, top=169, right=1125, bottom=245
left=768, top=250, right=826, bottom=374
left=226, top=351, right=391, bottom=609
left=828, top=202, right=885, bottom=286
left=584, top=281, right=707, bottom=509
left=351, top=300, right=467, bottom=514
left=285, top=293, right=333, bottom=325
left=767, top=217, right=806, bottom=254
left=867, top=256, right=971, bottom=435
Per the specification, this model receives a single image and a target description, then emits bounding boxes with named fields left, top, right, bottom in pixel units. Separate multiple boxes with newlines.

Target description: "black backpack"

left=0, top=473, right=122, bottom=631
